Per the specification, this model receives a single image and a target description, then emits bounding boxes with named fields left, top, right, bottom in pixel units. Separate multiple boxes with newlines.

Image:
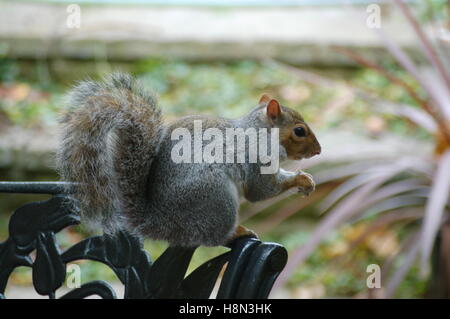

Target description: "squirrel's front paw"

left=295, top=172, right=315, bottom=197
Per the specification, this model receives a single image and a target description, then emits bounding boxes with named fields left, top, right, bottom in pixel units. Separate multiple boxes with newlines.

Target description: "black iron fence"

left=0, top=181, right=287, bottom=299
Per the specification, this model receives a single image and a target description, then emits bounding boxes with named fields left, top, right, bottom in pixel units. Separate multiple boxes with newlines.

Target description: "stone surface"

left=0, top=127, right=56, bottom=173
left=0, top=125, right=431, bottom=173
left=0, top=1, right=423, bottom=65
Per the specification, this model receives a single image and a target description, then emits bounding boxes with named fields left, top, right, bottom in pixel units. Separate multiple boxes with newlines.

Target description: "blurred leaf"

left=394, top=0, right=450, bottom=91
left=384, top=232, right=421, bottom=298
left=420, top=150, right=450, bottom=273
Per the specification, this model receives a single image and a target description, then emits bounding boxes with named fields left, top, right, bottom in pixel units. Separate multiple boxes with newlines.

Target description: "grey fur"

left=57, top=73, right=163, bottom=233
left=57, top=73, right=319, bottom=247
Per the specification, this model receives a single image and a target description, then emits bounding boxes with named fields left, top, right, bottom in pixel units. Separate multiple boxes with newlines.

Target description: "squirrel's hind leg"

left=192, top=179, right=242, bottom=247
left=226, top=225, right=259, bottom=246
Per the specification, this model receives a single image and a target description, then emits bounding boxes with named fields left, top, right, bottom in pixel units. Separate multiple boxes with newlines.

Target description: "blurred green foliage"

left=0, top=57, right=434, bottom=140
left=0, top=57, right=432, bottom=298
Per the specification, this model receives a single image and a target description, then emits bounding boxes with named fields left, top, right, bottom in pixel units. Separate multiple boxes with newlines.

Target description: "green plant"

left=248, top=0, right=450, bottom=298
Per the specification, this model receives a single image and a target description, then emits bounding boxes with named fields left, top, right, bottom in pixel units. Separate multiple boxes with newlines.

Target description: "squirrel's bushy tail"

left=56, top=73, right=163, bottom=233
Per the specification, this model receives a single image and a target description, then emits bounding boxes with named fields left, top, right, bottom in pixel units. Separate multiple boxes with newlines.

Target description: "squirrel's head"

left=258, top=94, right=321, bottom=161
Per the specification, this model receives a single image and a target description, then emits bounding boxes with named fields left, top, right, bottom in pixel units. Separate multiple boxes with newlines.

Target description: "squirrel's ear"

left=259, top=94, right=271, bottom=104
left=266, top=99, right=281, bottom=120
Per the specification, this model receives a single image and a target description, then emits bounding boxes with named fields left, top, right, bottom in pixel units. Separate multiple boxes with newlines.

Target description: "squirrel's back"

left=56, top=73, right=163, bottom=232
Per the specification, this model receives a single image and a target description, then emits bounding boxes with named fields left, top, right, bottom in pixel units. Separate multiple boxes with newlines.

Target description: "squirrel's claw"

left=297, top=172, right=315, bottom=197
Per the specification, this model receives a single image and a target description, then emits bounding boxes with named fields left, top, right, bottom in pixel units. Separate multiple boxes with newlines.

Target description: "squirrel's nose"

left=314, top=146, right=321, bottom=155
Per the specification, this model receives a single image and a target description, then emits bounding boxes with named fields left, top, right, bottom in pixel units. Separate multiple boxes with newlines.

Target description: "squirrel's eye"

left=294, top=126, right=307, bottom=137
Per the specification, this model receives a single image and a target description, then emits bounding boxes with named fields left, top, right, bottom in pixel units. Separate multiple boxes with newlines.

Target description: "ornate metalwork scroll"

left=0, top=182, right=287, bottom=299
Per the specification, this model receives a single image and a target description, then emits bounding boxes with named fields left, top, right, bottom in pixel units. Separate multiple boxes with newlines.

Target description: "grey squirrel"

left=56, top=73, right=321, bottom=247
